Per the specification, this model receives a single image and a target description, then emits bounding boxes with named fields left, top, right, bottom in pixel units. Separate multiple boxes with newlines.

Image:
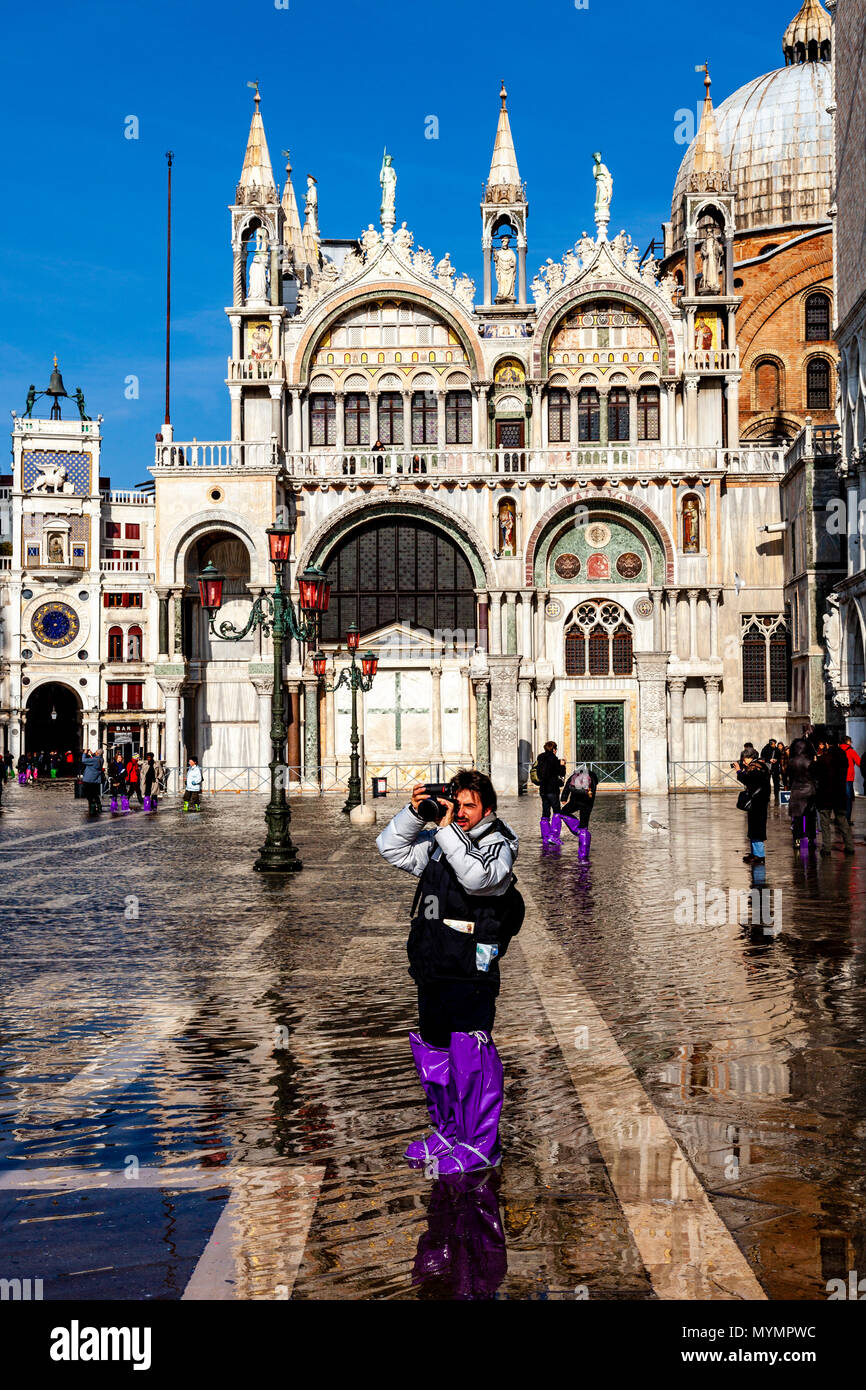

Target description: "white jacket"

left=185, top=765, right=203, bottom=791
left=376, top=804, right=518, bottom=896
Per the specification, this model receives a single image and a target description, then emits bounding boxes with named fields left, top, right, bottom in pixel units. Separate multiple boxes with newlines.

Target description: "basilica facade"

left=1, top=1, right=849, bottom=796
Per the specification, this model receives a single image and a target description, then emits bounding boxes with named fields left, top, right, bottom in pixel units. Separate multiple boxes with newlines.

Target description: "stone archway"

left=24, top=681, right=82, bottom=765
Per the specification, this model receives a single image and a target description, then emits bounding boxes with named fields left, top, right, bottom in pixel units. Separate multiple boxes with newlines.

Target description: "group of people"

left=77, top=750, right=167, bottom=816
left=534, top=741, right=598, bottom=859
left=735, top=727, right=861, bottom=863
left=14, top=750, right=78, bottom=783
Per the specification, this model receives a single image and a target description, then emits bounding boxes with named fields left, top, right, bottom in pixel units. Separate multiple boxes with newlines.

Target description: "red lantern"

left=197, top=561, right=224, bottom=615
left=267, top=524, right=293, bottom=565
left=298, top=566, right=331, bottom=615
left=346, top=623, right=360, bottom=652
left=361, top=651, right=379, bottom=679
left=311, top=652, right=327, bottom=678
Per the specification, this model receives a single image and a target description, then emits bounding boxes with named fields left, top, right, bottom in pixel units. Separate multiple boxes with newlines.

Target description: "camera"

left=417, top=781, right=457, bottom=822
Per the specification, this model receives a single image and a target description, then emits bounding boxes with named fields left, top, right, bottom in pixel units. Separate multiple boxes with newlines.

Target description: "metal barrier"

left=561, top=761, right=640, bottom=790
left=189, top=762, right=475, bottom=795
left=669, top=761, right=741, bottom=791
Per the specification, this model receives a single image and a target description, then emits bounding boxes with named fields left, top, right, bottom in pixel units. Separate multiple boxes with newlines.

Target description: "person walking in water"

left=125, top=753, right=143, bottom=807
left=184, top=756, right=203, bottom=812
left=109, top=752, right=127, bottom=812
left=376, top=770, right=523, bottom=1175
left=557, top=763, right=599, bottom=860
left=786, top=737, right=817, bottom=851
left=735, top=747, right=771, bottom=864
left=535, top=741, right=565, bottom=849
left=814, top=731, right=855, bottom=856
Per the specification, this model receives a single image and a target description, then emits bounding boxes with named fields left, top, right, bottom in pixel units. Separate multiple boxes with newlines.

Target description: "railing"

left=0, top=555, right=10, bottom=570
left=669, top=761, right=741, bottom=790
left=193, top=761, right=472, bottom=794
left=562, top=761, right=640, bottom=790
left=723, top=446, right=786, bottom=474
left=227, top=357, right=286, bottom=383
left=784, top=422, right=841, bottom=470
left=101, top=558, right=144, bottom=572
left=684, top=348, right=740, bottom=372
left=99, top=490, right=155, bottom=506
left=152, top=439, right=281, bottom=470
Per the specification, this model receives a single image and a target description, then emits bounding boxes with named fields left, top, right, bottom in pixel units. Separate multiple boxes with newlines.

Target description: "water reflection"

left=412, top=1171, right=507, bottom=1300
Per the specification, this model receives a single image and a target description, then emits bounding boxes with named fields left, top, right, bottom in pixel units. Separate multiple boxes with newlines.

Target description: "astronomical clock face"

left=31, top=600, right=80, bottom=649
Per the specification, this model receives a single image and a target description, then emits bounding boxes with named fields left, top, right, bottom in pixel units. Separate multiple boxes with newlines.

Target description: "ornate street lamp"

left=312, top=630, right=379, bottom=813
left=197, top=532, right=331, bottom=872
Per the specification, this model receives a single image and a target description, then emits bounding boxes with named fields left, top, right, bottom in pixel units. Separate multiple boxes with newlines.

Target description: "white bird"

left=647, top=814, right=668, bottom=830
left=734, top=572, right=744, bottom=595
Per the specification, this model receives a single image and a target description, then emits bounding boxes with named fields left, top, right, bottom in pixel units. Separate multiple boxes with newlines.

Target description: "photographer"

left=376, top=769, right=522, bottom=1176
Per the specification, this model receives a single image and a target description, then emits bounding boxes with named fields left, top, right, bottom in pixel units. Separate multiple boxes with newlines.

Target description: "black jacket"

left=536, top=750, right=564, bottom=794
left=814, top=748, right=849, bottom=810
left=561, top=769, right=599, bottom=817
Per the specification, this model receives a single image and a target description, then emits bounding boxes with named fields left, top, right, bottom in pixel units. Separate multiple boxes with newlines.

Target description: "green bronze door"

left=574, top=702, right=625, bottom=768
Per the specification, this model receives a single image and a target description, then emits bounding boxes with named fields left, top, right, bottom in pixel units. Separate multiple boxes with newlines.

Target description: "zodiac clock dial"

left=31, top=601, right=80, bottom=649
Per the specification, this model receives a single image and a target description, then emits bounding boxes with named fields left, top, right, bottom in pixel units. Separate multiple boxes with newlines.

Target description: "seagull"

left=647, top=814, right=668, bottom=830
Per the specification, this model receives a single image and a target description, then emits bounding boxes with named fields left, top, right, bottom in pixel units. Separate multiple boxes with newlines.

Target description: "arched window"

left=565, top=600, right=633, bottom=678
left=310, top=393, right=335, bottom=446
left=805, top=293, right=831, bottom=341
left=637, top=387, right=660, bottom=440
left=345, top=392, right=369, bottom=447
left=127, top=626, right=143, bottom=662
left=755, top=360, right=781, bottom=412
left=108, top=626, right=123, bottom=662
left=742, top=615, right=789, bottom=703
left=608, top=387, right=630, bottom=442
left=378, top=392, right=403, bottom=445
left=806, top=358, right=831, bottom=410
left=411, top=390, right=437, bottom=444
left=548, top=388, right=570, bottom=443
left=320, top=519, right=476, bottom=640
left=578, top=388, right=600, bottom=441
left=445, top=390, right=472, bottom=444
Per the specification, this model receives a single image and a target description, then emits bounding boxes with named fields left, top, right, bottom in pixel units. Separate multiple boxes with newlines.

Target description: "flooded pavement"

left=1, top=780, right=865, bottom=1301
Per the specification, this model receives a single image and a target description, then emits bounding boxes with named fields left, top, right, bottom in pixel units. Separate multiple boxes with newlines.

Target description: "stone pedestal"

left=488, top=654, right=521, bottom=794
left=634, top=653, right=671, bottom=796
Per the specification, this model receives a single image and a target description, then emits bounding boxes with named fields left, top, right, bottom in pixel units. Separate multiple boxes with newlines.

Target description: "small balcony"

left=683, top=348, right=740, bottom=373
left=101, top=557, right=143, bottom=573
left=227, top=357, right=286, bottom=383
left=152, top=439, right=281, bottom=471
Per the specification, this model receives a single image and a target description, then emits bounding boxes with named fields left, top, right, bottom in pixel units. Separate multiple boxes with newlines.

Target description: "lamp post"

left=197, top=524, right=331, bottom=872
left=312, top=624, right=379, bottom=813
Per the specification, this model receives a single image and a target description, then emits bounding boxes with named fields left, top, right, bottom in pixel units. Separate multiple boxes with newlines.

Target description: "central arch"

left=25, top=681, right=82, bottom=763
left=526, top=490, right=676, bottom=587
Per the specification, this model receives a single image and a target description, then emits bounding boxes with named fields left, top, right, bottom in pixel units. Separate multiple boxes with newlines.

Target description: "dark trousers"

left=185, top=790, right=201, bottom=808
left=846, top=783, right=855, bottom=823
left=127, top=781, right=142, bottom=804
left=417, top=980, right=496, bottom=1049
left=791, top=805, right=817, bottom=842
left=83, top=782, right=101, bottom=812
left=820, top=806, right=854, bottom=852
left=540, top=789, right=561, bottom=819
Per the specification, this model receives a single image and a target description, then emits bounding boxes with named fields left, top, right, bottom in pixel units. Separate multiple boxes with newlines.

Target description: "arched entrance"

left=25, top=682, right=82, bottom=767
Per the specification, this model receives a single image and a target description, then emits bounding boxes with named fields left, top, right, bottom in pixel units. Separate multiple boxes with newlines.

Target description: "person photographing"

left=376, top=769, right=523, bottom=1175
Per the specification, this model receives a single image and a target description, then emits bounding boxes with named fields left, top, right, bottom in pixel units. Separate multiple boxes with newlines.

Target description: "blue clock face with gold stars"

left=31, top=601, right=80, bottom=648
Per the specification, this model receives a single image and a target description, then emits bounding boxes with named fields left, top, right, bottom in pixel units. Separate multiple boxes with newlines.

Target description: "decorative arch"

left=292, top=283, right=484, bottom=382
left=532, top=283, right=677, bottom=376
left=234, top=210, right=278, bottom=251
left=752, top=354, right=786, bottom=412
left=295, top=494, right=494, bottom=589
left=160, top=509, right=270, bottom=586
left=525, top=490, right=675, bottom=587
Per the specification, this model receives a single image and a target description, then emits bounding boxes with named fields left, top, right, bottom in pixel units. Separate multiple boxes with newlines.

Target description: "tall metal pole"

left=164, top=151, right=174, bottom=427
left=343, top=654, right=362, bottom=813
left=254, top=569, right=301, bottom=872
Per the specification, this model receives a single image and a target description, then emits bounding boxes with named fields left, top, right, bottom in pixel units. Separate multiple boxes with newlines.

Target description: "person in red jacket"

left=839, top=735, right=861, bottom=825
left=125, top=754, right=143, bottom=806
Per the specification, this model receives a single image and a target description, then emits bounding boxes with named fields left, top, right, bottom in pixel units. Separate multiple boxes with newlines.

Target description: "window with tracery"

left=378, top=392, right=403, bottom=445
left=608, top=387, right=630, bottom=442
left=805, top=293, right=831, bottom=342
left=345, top=392, right=370, bottom=447
left=637, top=387, right=659, bottom=440
left=411, top=391, right=437, bottom=444
left=578, top=388, right=600, bottom=441
left=446, top=390, right=472, bottom=444
left=741, top=615, right=790, bottom=703
left=806, top=358, right=831, bottom=410
left=564, top=600, right=633, bottom=677
left=548, top=389, right=570, bottom=443
left=310, top=393, right=335, bottom=446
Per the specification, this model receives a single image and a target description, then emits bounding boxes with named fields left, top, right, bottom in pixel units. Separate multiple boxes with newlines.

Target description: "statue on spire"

left=305, top=176, right=319, bottom=238
left=379, top=151, right=397, bottom=234
left=592, top=152, right=613, bottom=240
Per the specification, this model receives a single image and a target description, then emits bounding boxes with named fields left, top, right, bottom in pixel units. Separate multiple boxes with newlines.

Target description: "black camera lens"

left=417, top=797, right=442, bottom=822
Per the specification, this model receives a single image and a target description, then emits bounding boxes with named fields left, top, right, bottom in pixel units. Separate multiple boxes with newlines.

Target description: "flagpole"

left=164, top=150, right=173, bottom=427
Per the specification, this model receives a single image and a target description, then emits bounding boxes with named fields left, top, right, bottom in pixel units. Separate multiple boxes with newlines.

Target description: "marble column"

left=269, top=385, right=282, bottom=445
left=488, top=655, right=520, bottom=793
left=705, top=675, right=722, bottom=780
left=324, top=659, right=337, bottom=777
left=687, top=589, right=700, bottom=661
left=530, top=383, right=543, bottom=449
left=568, top=388, right=578, bottom=448
left=436, top=391, right=446, bottom=452
left=725, top=375, right=740, bottom=449
left=488, top=591, right=503, bottom=655
left=628, top=388, right=638, bottom=444
left=251, top=675, right=274, bottom=772
left=520, top=591, right=533, bottom=660
left=401, top=391, right=412, bottom=453
left=476, top=590, right=489, bottom=655
left=230, top=385, right=242, bottom=441
left=460, top=665, right=472, bottom=761
left=473, top=677, right=490, bottom=774
left=634, top=653, right=670, bottom=795
left=535, top=678, right=550, bottom=747
left=669, top=677, right=686, bottom=766
left=303, top=677, right=319, bottom=782
left=157, top=679, right=183, bottom=782
left=334, top=391, right=345, bottom=453
left=171, top=589, right=184, bottom=658
left=684, top=378, right=699, bottom=442
left=708, top=588, right=721, bottom=660
left=156, top=588, right=170, bottom=658
left=504, top=592, right=517, bottom=655
left=229, top=314, right=241, bottom=360
left=651, top=587, right=664, bottom=651
left=667, top=588, right=680, bottom=661
left=518, top=676, right=532, bottom=785
left=431, top=662, right=443, bottom=764
left=535, top=591, right=549, bottom=661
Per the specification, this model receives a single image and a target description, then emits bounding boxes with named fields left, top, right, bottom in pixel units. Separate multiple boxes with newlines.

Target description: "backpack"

left=573, top=769, right=591, bottom=792
left=529, top=759, right=540, bottom=786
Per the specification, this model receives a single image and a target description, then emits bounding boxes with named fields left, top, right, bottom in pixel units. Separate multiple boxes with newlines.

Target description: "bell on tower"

left=481, top=82, right=528, bottom=307
left=45, top=355, right=68, bottom=420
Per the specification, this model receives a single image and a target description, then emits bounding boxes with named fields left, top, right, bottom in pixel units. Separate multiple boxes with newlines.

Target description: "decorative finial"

left=247, top=79, right=260, bottom=105
left=282, top=148, right=292, bottom=174
left=500, top=80, right=508, bottom=109
left=53, top=353, right=58, bottom=369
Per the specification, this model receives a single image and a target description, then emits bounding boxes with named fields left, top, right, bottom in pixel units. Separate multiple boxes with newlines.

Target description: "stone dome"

left=671, top=57, right=832, bottom=241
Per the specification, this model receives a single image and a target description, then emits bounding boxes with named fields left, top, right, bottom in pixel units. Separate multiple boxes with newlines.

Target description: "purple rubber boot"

left=436, top=1031, right=504, bottom=1175
left=578, top=829, right=591, bottom=860
left=110, top=797, right=119, bottom=813
left=560, top=815, right=581, bottom=837
left=404, top=1032, right=457, bottom=1166
left=547, top=814, right=562, bottom=846
left=151, top=796, right=158, bottom=813
left=121, top=795, right=130, bottom=813
left=142, top=796, right=152, bottom=812
left=539, top=818, right=553, bottom=847
left=18, top=773, right=25, bottom=785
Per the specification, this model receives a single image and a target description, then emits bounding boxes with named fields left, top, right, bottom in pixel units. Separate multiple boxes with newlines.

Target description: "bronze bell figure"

left=45, top=355, right=68, bottom=418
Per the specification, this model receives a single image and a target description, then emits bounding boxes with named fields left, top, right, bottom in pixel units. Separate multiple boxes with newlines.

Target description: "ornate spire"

left=783, top=0, right=832, bottom=64
left=485, top=80, right=525, bottom=204
left=280, top=149, right=306, bottom=269
left=687, top=64, right=732, bottom=193
left=236, top=83, right=277, bottom=205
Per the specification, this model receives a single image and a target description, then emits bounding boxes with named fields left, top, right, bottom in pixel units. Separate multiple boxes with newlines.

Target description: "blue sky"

left=1, top=0, right=797, bottom=487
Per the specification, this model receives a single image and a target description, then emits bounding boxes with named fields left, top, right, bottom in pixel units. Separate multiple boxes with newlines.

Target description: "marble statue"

left=493, top=235, right=517, bottom=302
left=576, top=232, right=595, bottom=266
left=822, top=593, right=842, bottom=679
left=320, top=258, right=340, bottom=286
left=624, top=245, right=642, bottom=278
left=48, top=534, right=65, bottom=564
left=413, top=247, right=434, bottom=278
left=641, top=256, right=660, bottom=286
left=436, top=252, right=455, bottom=289
left=658, top=272, right=678, bottom=305
left=248, top=226, right=269, bottom=301
left=544, top=258, right=563, bottom=292
left=454, top=274, right=476, bottom=311
left=394, top=222, right=414, bottom=254
left=610, top=230, right=630, bottom=264
left=700, top=231, right=723, bottom=294
left=592, top=152, right=613, bottom=235
left=530, top=273, right=549, bottom=306
left=341, top=248, right=363, bottom=280
left=562, top=249, right=579, bottom=283
left=361, top=224, right=381, bottom=258
left=379, top=151, right=396, bottom=229
left=305, top=176, right=319, bottom=237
